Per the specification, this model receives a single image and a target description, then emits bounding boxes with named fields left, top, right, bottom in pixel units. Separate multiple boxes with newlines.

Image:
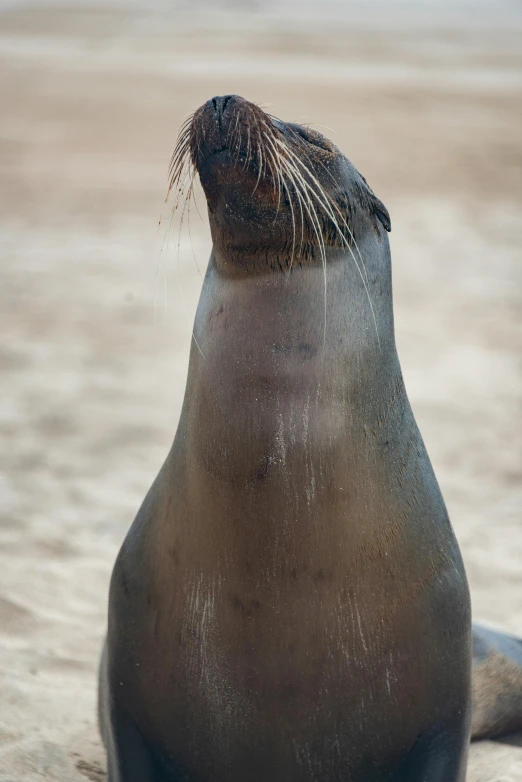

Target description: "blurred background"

left=0, top=1, right=521, bottom=780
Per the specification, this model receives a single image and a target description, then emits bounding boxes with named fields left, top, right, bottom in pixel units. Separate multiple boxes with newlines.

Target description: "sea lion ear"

left=371, top=195, right=391, bottom=232
left=357, top=172, right=391, bottom=232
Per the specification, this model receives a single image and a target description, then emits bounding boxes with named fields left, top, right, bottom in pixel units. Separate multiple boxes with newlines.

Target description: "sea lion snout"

left=193, top=94, right=248, bottom=161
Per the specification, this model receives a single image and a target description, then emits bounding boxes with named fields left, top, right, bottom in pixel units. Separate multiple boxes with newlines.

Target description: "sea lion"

left=99, top=95, right=522, bottom=781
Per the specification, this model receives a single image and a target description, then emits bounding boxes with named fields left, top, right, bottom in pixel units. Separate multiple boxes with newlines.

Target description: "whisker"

left=163, top=113, right=205, bottom=358
left=274, top=137, right=381, bottom=349
left=275, top=153, right=328, bottom=344
left=175, top=187, right=205, bottom=359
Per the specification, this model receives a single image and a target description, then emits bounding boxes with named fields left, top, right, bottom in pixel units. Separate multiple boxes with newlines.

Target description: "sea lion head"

left=169, top=94, right=390, bottom=271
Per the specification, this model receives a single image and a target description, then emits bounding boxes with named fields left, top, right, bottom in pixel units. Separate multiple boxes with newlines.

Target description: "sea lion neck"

left=179, top=236, right=399, bottom=492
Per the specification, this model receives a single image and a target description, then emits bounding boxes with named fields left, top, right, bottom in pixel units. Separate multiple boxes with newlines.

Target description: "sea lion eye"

left=287, top=123, right=331, bottom=152
left=302, top=129, right=331, bottom=151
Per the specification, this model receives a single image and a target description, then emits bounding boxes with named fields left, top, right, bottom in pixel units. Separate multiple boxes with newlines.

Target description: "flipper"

left=472, top=623, right=522, bottom=740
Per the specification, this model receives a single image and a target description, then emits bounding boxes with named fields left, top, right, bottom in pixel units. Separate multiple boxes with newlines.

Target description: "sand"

left=0, top=2, right=521, bottom=780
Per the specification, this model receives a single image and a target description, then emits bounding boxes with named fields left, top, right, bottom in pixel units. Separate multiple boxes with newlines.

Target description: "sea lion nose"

left=209, top=95, right=236, bottom=131
left=211, top=94, right=235, bottom=118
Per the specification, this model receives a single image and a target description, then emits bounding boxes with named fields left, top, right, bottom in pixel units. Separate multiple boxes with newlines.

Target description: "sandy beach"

left=0, top=2, right=521, bottom=780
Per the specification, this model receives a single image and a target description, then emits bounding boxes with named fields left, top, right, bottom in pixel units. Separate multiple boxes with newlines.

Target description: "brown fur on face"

left=168, top=95, right=390, bottom=271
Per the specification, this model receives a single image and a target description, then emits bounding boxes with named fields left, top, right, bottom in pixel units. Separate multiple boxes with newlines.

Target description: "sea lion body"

left=99, top=95, right=520, bottom=781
